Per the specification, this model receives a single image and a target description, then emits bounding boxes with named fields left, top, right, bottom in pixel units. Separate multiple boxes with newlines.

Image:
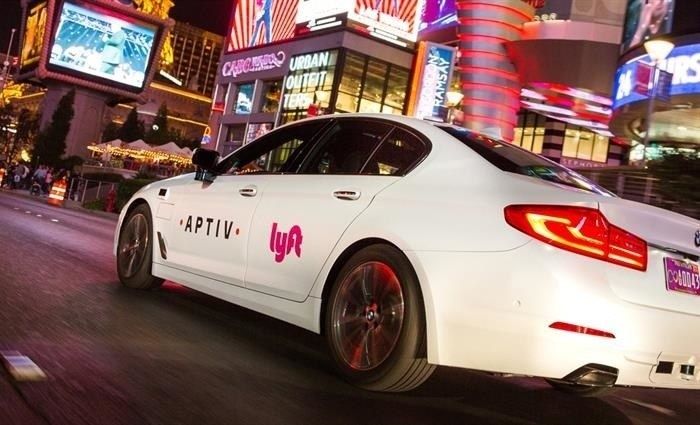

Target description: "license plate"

left=664, top=258, right=700, bottom=296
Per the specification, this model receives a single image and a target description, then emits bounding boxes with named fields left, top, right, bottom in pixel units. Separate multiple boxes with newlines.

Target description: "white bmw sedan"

left=115, top=114, right=700, bottom=395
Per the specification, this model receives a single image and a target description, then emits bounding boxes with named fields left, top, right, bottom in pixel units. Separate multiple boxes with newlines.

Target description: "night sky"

left=0, top=0, right=234, bottom=57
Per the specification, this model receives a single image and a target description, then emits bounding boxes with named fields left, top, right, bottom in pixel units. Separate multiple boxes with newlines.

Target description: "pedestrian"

left=12, top=163, right=25, bottom=190
left=44, top=167, right=53, bottom=195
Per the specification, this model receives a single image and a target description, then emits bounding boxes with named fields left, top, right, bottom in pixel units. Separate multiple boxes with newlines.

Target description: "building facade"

left=610, top=0, right=700, bottom=161
left=163, top=21, right=224, bottom=97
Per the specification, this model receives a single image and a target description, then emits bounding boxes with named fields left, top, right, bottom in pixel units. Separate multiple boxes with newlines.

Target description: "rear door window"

left=362, top=127, right=428, bottom=176
left=439, top=126, right=613, bottom=196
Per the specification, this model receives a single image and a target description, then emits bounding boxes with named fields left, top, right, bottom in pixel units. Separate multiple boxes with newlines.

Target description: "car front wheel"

left=325, top=245, right=435, bottom=392
left=117, top=203, right=163, bottom=290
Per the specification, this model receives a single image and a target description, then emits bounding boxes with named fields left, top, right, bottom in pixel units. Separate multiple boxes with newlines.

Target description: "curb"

left=1, top=188, right=119, bottom=221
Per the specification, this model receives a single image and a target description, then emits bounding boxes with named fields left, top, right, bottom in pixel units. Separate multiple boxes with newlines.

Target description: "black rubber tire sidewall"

left=324, top=244, right=431, bottom=392
left=117, top=203, right=163, bottom=290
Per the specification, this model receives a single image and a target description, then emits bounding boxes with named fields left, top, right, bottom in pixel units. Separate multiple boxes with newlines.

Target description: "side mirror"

left=192, top=148, right=220, bottom=182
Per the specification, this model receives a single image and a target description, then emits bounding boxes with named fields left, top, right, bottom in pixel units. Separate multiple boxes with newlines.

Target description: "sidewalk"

left=0, top=188, right=119, bottom=221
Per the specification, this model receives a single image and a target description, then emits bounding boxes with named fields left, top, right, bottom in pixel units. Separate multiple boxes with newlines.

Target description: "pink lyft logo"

left=269, top=223, right=303, bottom=263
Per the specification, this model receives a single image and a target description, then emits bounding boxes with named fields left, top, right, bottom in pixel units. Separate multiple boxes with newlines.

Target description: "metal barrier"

left=578, top=168, right=699, bottom=219
left=67, top=177, right=118, bottom=205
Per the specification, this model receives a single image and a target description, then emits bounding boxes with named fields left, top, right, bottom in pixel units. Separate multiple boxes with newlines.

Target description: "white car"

left=115, top=114, right=700, bottom=395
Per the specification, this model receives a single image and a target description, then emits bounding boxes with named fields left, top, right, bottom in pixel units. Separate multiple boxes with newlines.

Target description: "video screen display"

left=351, top=0, right=421, bottom=42
left=20, top=1, right=48, bottom=72
left=227, top=0, right=300, bottom=52
left=621, top=0, right=675, bottom=52
left=48, top=0, right=158, bottom=90
left=418, top=0, right=456, bottom=35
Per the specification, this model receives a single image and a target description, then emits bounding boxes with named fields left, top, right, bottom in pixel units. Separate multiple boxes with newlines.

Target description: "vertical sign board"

left=633, top=61, right=652, bottom=96
left=408, top=41, right=456, bottom=120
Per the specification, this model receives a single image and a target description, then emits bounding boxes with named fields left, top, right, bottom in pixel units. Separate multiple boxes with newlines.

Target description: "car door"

left=244, top=119, right=429, bottom=302
left=163, top=120, right=328, bottom=287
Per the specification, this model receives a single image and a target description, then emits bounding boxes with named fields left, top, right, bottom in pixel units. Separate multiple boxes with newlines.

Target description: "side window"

left=217, top=122, right=326, bottom=175
left=304, top=120, right=391, bottom=175
left=363, top=128, right=427, bottom=176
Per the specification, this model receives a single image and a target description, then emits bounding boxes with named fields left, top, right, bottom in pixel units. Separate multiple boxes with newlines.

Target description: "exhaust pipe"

left=560, top=363, right=618, bottom=387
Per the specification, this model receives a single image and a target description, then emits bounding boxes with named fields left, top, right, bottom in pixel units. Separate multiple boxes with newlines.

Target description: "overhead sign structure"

left=407, top=41, right=456, bottom=120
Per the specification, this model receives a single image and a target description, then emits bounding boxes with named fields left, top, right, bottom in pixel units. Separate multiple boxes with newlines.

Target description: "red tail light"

left=504, top=205, right=647, bottom=271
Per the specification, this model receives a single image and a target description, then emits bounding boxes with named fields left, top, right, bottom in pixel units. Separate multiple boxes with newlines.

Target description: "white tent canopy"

left=128, top=139, right=151, bottom=150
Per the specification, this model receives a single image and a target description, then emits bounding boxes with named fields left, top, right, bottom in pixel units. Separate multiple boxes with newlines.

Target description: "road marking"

left=0, top=351, right=47, bottom=382
left=13, top=207, right=19, bottom=210
left=51, top=219, right=59, bottom=223
left=25, top=211, right=31, bottom=214
left=621, top=398, right=677, bottom=416
left=36, top=214, right=42, bottom=218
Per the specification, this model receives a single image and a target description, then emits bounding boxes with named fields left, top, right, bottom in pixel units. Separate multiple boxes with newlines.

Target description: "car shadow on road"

left=108, top=282, right=639, bottom=425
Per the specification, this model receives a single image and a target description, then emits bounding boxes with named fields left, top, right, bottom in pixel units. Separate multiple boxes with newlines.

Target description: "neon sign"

left=613, top=43, right=700, bottom=110
left=221, top=51, right=286, bottom=78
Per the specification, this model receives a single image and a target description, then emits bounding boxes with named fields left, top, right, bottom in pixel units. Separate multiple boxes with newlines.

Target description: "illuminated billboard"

left=349, top=0, right=421, bottom=44
left=20, top=1, right=48, bottom=73
left=47, top=0, right=158, bottom=90
left=418, top=0, right=456, bottom=35
left=227, top=0, right=422, bottom=53
left=227, top=0, right=300, bottom=52
left=621, top=0, right=675, bottom=52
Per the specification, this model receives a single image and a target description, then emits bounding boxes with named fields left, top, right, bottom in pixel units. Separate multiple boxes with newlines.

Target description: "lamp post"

left=640, top=39, right=674, bottom=166
left=445, top=91, right=464, bottom=124
left=0, top=28, right=16, bottom=104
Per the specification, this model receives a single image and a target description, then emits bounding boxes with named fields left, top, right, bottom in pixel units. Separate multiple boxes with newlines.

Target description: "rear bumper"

left=406, top=242, right=700, bottom=389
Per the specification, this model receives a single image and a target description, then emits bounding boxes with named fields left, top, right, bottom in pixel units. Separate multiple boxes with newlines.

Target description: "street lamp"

left=0, top=28, right=16, bottom=105
left=640, top=39, right=674, bottom=166
left=445, top=91, right=464, bottom=124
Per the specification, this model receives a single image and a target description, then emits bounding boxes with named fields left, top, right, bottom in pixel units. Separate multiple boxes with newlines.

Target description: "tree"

left=145, top=102, right=169, bottom=145
left=0, top=103, right=15, bottom=160
left=118, top=108, right=145, bottom=142
left=647, top=154, right=700, bottom=208
left=102, top=121, right=120, bottom=142
left=8, top=108, right=39, bottom=162
left=33, top=89, right=75, bottom=166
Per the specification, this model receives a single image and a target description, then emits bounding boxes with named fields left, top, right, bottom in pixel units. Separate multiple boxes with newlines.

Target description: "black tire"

left=545, top=378, right=614, bottom=397
left=117, top=203, right=163, bottom=290
left=324, top=244, right=435, bottom=392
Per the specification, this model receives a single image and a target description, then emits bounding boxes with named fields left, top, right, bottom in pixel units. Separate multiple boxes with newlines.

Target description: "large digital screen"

left=621, top=0, right=675, bottom=52
left=20, top=1, right=48, bottom=73
left=227, top=0, right=300, bottom=52
left=47, top=0, right=158, bottom=90
left=418, top=0, right=456, bottom=35
left=350, top=0, right=421, bottom=43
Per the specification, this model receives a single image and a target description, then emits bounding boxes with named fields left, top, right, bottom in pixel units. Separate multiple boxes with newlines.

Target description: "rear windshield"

left=439, top=126, right=613, bottom=196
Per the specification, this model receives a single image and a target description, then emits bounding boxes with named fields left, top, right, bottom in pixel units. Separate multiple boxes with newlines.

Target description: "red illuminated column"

left=456, top=0, right=536, bottom=141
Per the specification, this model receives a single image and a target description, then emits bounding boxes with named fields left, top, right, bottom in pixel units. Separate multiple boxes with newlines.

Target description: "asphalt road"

left=1, top=190, right=699, bottom=425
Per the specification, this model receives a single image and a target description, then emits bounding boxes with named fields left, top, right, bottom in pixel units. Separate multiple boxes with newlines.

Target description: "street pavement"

left=1, top=190, right=699, bottom=425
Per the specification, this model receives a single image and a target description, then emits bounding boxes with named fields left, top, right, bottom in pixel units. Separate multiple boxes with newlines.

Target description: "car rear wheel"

left=117, top=203, right=163, bottom=290
left=325, top=245, right=435, bottom=392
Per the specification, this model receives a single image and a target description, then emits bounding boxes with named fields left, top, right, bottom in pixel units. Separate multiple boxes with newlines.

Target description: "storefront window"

left=261, top=80, right=282, bottom=113
left=335, top=51, right=409, bottom=115
left=336, top=52, right=365, bottom=114
left=234, top=83, right=254, bottom=114
left=562, top=128, right=609, bottom=162
left=383, top=67, right=408, bottom=114
left=222, top=124, right=246, bottom=155
left=280, top=50, right=338, bottom=123
left=513, top=111, right=545, bottom=154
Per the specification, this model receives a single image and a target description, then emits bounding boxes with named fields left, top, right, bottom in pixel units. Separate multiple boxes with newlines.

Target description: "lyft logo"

left=269, top=223, right=303, bottom=263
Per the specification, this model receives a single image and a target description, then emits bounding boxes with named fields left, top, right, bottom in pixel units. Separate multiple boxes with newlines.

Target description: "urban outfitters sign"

left=282, top=50, right=337, bottom=110
left=613, top=43, right=700, bottom=110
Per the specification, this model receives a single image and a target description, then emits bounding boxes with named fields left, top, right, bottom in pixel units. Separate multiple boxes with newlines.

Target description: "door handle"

left=333, top=190, right=361, bottom=201
left=239, top=186, right=257, bottom=197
